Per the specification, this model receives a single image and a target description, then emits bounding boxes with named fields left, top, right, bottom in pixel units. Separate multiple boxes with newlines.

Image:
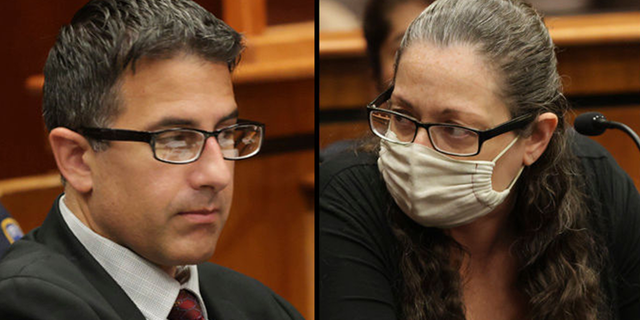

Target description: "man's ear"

left=49, top=128, right=94, bottom=193
left=523, top=112, right=558, bottom=166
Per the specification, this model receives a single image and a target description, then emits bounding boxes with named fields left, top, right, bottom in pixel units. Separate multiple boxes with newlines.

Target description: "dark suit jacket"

left=0, top=198, right=304, bottom=319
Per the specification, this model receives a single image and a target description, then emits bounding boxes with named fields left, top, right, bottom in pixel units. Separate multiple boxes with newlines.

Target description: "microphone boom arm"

left=608, top=121, right=640, bottom=151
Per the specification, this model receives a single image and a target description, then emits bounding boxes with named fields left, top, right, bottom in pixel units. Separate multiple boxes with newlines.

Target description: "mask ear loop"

left=491, top=136, right=520, bottom=163
left=490, top=136, right=524, bottom=190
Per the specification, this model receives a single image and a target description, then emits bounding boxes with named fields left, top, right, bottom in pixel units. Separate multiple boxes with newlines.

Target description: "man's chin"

left=169, top=242, right=218, bottom=265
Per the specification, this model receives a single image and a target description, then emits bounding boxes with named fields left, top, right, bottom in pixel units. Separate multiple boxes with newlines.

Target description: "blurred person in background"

left=363, top=0, right=433, bottom=91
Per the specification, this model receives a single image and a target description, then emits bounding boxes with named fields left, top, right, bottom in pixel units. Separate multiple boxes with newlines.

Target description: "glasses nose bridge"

left=199, top=130, right=225, bottom=154
left=202, top=130, right=221, bottom=143
left=185, top=130, right=227, bottom=166
left=413, top=122, right=433, bottom=146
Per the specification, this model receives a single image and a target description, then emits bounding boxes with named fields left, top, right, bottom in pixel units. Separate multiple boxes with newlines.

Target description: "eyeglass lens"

left=153, top=125, right=262, bottom=163
left=369, top=109, right=480, bottom=156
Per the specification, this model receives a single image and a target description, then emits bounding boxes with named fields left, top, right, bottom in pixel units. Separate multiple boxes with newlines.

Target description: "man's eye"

left=164, top=140, right=189, bottom=148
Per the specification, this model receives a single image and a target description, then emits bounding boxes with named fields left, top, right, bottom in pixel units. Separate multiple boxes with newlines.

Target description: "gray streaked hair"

left=395, top=0, right=565, bottom=121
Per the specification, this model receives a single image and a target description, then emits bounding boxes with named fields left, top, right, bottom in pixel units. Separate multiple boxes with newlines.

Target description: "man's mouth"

left=177, top=209, right=219, bottom=224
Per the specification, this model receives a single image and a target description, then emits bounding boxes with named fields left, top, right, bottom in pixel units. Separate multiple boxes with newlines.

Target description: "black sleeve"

left=319, top=152, right=400, bottom=320
left=615, top=171, right=640, bottom=319
left=574, top=134, right=640, bottom=319
left=602, top=159, right=640, bottom=319
left=197, top=263, right=305, bottom=320
left=0, top=277, right=102, bottom=319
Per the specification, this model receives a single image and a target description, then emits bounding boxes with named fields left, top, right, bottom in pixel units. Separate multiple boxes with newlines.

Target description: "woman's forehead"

left=393, top=42, right=510, bottom=126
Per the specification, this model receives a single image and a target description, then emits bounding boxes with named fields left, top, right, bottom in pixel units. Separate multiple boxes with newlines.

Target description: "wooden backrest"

left=0, top=173, right=64, bottom=234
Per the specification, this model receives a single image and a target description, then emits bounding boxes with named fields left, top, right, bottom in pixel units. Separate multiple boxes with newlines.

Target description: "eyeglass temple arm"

left=79, top=128, right=152, bottom=142
left=368, top=86, right=394, bottom=108
left=479, top=114, right=536, bottom=141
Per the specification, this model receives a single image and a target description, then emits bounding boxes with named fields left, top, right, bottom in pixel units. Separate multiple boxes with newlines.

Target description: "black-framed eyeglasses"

left=78, top=120, right=265, bottom=164
left=367, top=86, right=536, bottom=157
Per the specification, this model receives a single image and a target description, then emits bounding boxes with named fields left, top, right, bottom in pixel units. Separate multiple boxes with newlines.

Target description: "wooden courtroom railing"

left=320, top=12, right=640, bottom=191
left=0, top=173, right=63, bottom=234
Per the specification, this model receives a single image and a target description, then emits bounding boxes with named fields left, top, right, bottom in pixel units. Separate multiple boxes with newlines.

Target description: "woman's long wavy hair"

left=363, top=0, right=610, bottom=319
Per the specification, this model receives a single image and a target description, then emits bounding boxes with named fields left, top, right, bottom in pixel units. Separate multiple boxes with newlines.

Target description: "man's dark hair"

left=43, top=0, right=244, bottom=132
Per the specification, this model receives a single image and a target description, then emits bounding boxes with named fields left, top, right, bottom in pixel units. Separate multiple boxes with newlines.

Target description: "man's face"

left=85, top=54, right=236, bottom=273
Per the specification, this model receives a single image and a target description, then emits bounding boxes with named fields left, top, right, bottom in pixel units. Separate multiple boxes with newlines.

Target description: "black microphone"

left=574, top=112, right=640, bottom=151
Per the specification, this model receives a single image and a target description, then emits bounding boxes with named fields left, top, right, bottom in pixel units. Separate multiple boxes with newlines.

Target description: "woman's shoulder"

left=319, top=148, right=395, bottom=236
left=570, top=131, right=640, bottom=268
left=570, top=131, right=615, bottom=161
left=569, top=131, right=636, bottom=207
left=320, top=148, right=380, bottom=193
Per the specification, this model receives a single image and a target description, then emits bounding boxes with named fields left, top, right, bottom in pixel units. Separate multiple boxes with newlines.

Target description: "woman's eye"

left=393, top=114, right=410, bottom=123
left=446, top=127, right=469, bottom=137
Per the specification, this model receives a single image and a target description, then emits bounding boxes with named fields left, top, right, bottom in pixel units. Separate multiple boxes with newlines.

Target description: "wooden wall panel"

left=235, top=79, right=315, bottom=138
left=558, top=43, right=640, bottom=95
left=320, top=121, right=368, bottom=149
left=0, top=0, right=87, bottom=180
left=319, top=56, right=373, bottom=109
left=212, top=149, right=314, bottom=319
left=266, top=0, right=315, bottom=26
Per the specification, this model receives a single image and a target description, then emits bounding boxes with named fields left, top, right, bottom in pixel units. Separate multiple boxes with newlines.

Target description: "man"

left=0, top=1, right=303, bottom=319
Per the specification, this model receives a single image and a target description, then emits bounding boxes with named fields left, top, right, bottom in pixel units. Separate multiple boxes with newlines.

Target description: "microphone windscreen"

left=574, top=112, right=607, bottom=136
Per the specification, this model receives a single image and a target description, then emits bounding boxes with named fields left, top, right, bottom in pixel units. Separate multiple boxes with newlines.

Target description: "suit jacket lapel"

left=34, top=196, right=146, bottom=320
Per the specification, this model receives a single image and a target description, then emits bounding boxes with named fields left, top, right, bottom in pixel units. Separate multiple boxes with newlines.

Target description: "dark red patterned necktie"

left=168, top=289, right=205, bottom=320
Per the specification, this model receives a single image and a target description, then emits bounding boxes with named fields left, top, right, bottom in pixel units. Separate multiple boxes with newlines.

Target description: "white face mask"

left=378, top=137, right=523, bottom=229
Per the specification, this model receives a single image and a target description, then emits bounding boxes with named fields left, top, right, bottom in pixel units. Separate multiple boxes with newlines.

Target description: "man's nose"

left=188, top=137, right=232, bottom=191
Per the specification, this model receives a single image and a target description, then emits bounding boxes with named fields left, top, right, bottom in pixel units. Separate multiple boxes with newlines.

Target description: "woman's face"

left=392, top=42, right=526, bottom=191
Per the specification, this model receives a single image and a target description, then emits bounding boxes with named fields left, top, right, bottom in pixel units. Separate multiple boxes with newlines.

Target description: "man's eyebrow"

left=146, top=117, right=197, bottom=131
left=145, top=109, right=239, bottom=131
left=220, top=109, right=239, bottom=122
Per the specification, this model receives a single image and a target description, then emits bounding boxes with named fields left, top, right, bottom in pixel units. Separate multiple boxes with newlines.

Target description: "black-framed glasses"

left=367, top=87, right=536, bottom=157
left=78, top=120, right=265, bottom=164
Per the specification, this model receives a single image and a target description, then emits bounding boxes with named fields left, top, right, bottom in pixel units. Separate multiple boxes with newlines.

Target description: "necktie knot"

left=168, top=289, right=204, bottom=320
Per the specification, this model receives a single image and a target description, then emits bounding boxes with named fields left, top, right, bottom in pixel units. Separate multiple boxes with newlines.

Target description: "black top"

left=0, top=197, right=304, bottom=320
left=319, top=133, right=640, bottom=320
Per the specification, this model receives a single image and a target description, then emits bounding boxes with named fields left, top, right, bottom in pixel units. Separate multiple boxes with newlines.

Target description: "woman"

left=319, top=0, right=640, bottom=319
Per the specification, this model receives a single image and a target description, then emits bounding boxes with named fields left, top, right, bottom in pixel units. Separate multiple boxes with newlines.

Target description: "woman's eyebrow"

left=393, top=93, right=486, bottom=126
left=391, top=95, right=417, bottom=113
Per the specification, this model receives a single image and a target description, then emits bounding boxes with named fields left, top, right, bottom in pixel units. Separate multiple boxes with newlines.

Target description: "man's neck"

left=62, top=190, right=178, bottom=278
left=63, top=190, right=94, bottom=230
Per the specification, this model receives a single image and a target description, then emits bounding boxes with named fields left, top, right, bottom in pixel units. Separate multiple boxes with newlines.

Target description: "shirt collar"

left=58, top=195, right=208, bottom=320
